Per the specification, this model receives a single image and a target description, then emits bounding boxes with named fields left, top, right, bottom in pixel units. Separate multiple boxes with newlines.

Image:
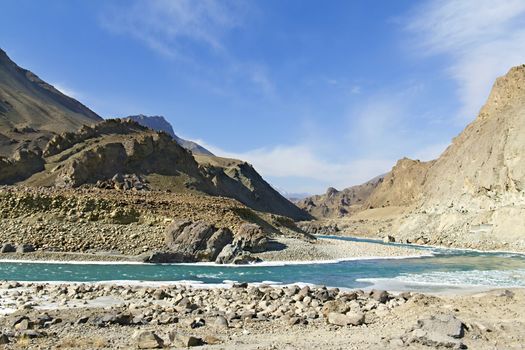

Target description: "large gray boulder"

left=234, top=223, right=268, bottom=252
left=215, top=243, right=261, bottom=264
left=164, top=220, right=234, bottom=262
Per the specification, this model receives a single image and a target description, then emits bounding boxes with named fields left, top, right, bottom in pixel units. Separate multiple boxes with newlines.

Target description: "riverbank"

left=0, top=236, right=429, bottom=265
left=253, top=237, right=428, bottom=262
left=0, top=281, right=522, bottom=349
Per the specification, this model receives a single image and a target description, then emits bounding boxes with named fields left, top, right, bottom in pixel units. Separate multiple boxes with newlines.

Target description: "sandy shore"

left=254, top=237, right=428, bottom=262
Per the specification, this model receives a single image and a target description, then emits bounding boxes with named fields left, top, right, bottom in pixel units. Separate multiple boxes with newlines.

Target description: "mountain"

left=0, top=48, right=310, bottom=221
left=125, top=115, right=214, bottom=156
left=392, top=64, right=525, bottom=248
left=14, top=118, right=310, bottom=220
left=0, top=48, right=102, bottom=158
left=304, top=64, right=525, bottom=250
left=296, top=175, right=384, bottom=218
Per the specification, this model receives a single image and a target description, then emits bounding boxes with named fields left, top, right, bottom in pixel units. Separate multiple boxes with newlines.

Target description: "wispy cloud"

left=407, top=0, right=525, bottom=121
left=101, top=0, right=242, bottom=59
left=195, top=140, right=394, bottom=193
left=100, top=0, right=274, bottom=97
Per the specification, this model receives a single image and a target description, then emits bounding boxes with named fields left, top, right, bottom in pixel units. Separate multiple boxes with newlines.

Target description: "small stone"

left=214, top=316, right=229, bottom=328
left=203, top=335, right=221, bottom=345
left=169, top=332, right=203, bottom=347
left=133, top=330, right=163, bottom=349
left=371, top=290, right=389, bottom=303
left=0, top=333, right=9, bottom=344
left=327, top=312, right=364, bottom=326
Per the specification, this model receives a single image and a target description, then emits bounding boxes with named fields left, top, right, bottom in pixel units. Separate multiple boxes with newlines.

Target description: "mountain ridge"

left=125, top=114, right=214, bottom=156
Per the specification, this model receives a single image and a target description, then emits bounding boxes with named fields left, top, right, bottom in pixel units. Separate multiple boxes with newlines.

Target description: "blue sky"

left=2, top=0, right=525, bottom=194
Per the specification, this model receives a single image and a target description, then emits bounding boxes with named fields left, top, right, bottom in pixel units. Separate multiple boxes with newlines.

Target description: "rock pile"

left=0, top=281, right=416, bottom=348
left=96, top=173, right=149, bottom=191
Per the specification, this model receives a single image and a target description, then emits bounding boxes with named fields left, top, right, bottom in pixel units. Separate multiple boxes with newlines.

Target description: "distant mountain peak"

left=124, top=114, right=213, bottom=156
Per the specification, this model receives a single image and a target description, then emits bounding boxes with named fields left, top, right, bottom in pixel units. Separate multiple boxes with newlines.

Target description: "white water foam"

left=0, top=252, right=433, bottom=268
left=357, top=269, right=525, bottom=291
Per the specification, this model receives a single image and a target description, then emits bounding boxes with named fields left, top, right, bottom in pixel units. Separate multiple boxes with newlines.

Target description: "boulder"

left=168, top=332, right=203, bottom=347
left=214, top=316, right=229, bottom=328
left=234, top=223, right=268, bottom=252
left=0, top=243, right=16, bottom=253
left=371, top=289, right=389, bottom=303
left=321, top=300, right=349, bottom=317
left=16, top=244, right=35, bottom=253
left=327, top=312, right=364, bottom=326
left=383, top=235, right=395, bottom=243
left=405, top=314, right=467, bottom=349
left=215, top=243, right=261, bottom=264
left=133, top=330, right=163, bottom=349
left=164, top=220, right=234, bottom=262
left=417, top=314, right=465, bottom=339
left=203, top=335, right=222, bottom=345
left=0, top=333, right=9, bottom=344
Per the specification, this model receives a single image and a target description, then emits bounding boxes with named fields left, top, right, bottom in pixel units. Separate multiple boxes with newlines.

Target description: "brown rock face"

left=365, top=158, right=434, bottom=209
left=0, top=49, right=101, bottom=134
left=422, top=65, right=525, bottom=208
left=365, top=65, right=525, bottom=249
left=296, top=176, right=383, bottom=219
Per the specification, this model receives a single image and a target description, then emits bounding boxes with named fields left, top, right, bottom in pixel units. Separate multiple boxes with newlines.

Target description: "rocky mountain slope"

left=125, top=115, right=214, bottom=156
left=0, top=48, right=310, bottom=221
left=296, top=176, right=383, bottom=218
left=10, top=118, right=310, bottom=220
left=0, top=49, right=101, bottom=158
left=304, top=64, right=525, bottom=251
left=392, top=65, right=525, bottom=249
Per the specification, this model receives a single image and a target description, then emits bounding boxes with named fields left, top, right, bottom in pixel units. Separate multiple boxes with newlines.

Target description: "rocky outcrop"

left=0, top=186, right=302, bottom=256
left=296, top=176, right=383, bottom=219
left=163, top=220, right=265, bottom=263
left=388, top=65, right=525, bottom=249
left=365, top=158, right=433, bottom=209
left=0, top=50, right=310, bottom=222
left=164, top=220, right=234, bottom=262
left=0, top=148, right=44, bottom=184
left=321, top=65, right=525, bottom=250
left=196, top=154, right=312, bottom=221
left=233, top=223, right=269, bottom=252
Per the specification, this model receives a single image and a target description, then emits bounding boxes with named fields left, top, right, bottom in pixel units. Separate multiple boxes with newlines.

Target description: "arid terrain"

left=298, top=65, right=525, bottom=253
left=0, top=282, right=522, bottom=349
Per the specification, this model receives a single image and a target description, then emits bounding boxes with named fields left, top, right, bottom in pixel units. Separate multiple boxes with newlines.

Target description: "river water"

left=0, top=236, right=524, bottom=293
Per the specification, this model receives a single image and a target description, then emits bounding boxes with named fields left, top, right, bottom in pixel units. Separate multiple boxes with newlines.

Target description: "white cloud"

left=100, top=0, right=274, bottom=98
left=407, top=0, right=525, bottom=121
left=192, top=139, right=395, bottom=193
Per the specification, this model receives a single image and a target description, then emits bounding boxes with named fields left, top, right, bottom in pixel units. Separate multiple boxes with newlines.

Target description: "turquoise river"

left=0, top=236, right=524, bottom=293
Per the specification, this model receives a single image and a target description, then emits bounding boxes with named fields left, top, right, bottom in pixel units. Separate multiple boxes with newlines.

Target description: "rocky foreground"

left=0, top=282, right=522, bottom=349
